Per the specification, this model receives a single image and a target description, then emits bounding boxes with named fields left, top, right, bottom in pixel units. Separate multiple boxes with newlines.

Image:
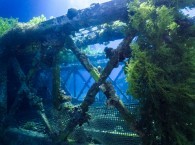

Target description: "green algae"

left=126, top=0, right=195, bottom=144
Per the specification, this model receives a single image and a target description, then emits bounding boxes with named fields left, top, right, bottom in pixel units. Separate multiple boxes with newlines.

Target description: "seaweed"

left=0, top=17, right=18, bottom=37
left=126, top=0, right=195, bottom=144
left=27, top=14, right=46, bottom=25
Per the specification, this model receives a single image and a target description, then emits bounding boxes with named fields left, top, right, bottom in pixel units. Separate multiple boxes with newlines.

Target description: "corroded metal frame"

left=1, top=0, right=193, bottom=143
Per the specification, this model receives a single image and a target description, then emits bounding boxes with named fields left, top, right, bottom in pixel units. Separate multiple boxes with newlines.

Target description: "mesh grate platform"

left=6, top=104, right=140, bottom=145
left=81, top=104, right=140, bottom=145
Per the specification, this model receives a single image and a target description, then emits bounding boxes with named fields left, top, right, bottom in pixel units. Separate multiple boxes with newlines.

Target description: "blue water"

left=0, top=0, right=111, bottom=22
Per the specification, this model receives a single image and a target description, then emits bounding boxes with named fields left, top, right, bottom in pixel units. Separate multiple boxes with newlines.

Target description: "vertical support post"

left=52, top=51, right=73, bottom=111
left=52, top=55, right=61, bottom=109
left=0, top=62, right=7, bottom=116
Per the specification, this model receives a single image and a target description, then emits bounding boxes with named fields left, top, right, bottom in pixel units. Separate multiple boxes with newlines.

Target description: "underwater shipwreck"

left=0, top=0, right=195, bottom=145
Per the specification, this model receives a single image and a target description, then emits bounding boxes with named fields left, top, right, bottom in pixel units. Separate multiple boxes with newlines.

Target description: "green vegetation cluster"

left=27, top=14, right=46, bottom=25
left=0, top=15, right=46, bottom=38
left=153, top=0, right=195, bottom=9
left=81, top=46, right=103, bottom=56
left=99, top=20, right=127, bottom=35
left=126, top=0, right=195, bottom=145
left=0, top=17, right=18, bottom=37
left=58, top=49, right=78, bottom=64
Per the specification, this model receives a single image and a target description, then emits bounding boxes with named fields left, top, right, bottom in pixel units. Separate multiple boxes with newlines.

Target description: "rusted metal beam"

left=8, top=58, right=53, bottom=135
left=55, top=35, right=136, bottom=142
left=0, top=0, right=129, bottom=51
left=74, top=22, right=126, bottom=47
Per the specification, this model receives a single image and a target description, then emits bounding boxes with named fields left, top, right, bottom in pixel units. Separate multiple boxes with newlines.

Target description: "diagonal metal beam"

left=63, top=69, right=74, bottom=83
left=61, top=68, right=75, bottom=97
left=76, top=70, right=90, bottom=88
left=108, top=77, right=129, bottom=102
left=76, top=76, right=92, bottom=100
left=114, top=67, right=124, bottom=82
left=56, top=35, right=139, bottom=142
left=8, top=57, right=53, bottom=135
left=0, top=0, right=130, bottom=60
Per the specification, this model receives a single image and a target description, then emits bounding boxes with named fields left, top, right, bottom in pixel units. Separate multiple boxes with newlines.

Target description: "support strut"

left=8, top=57, right=53, bottom=135
left=56, top=35, right=139, bottom=142
left=0, top=61, right=7, bottom=117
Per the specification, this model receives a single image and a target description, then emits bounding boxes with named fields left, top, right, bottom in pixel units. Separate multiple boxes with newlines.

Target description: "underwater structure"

left=0, top=0, right=139, bottom=144
left=0, top=0, right=195, bottom=145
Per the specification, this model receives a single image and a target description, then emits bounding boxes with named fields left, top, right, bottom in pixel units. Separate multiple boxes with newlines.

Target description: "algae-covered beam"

left=65, top=34, right=132, bottom=84
left=8, top=58, right=53, bottom=135
left=75, top=30, right=124, bottom=48
left=52, top=51, right=72, bottom=111
left=52, top=54, right=62, bottom=110
left=74, top=21, right=127, bottom=47
left=0, top=0, right=194, bottom=59
left=56, top=81, right=98, bottom=143
left=97, top=35, right=132, bottom=83
left=66, top=34, right=132, bottom=100
left=153, top=0, right=195, bottom=8
left=57, top=35, right=136, bottom=142
left=0, top=0, right=129, bottom=51
left=0, top=60, right=7, bottom=117
left=78, top=35, right=142, bottom=134
left=80, top=35, right=134, bottom=114
left=0, top=0, right=194, bottom=49
left=64, top=36, right=97, bottom=78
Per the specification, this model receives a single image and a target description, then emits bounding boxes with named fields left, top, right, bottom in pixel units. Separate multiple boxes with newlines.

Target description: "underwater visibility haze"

left=0, top=0, right=195, bottom=145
